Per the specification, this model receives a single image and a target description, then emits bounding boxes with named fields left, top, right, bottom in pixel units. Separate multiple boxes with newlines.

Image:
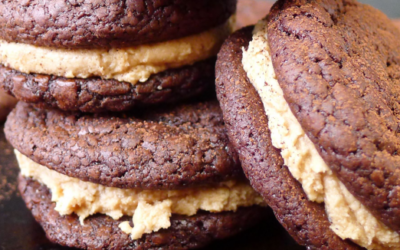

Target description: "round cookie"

left=267, top=0, right=400, bottom=233
left=215, top=27, right=362, bottom=249
left=0, top=0, right=237, bottom=49
left=0, top=58, right=215, bottom=113
left=18, top=175, right=268, bottom=250
left=0, top=89, right=17, bottom=122
left=5, top=100, right=243, bottom=190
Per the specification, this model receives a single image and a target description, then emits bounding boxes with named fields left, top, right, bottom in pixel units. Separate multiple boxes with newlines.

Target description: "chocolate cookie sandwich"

left=5, top=100, right=266, bottom=249
left=216, top=0, right=400, bottom=249
left=0, top=0, right=236, bottom=112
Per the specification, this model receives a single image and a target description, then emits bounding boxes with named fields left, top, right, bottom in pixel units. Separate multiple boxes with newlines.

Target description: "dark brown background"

left=1, top=0, right=400, bottom=249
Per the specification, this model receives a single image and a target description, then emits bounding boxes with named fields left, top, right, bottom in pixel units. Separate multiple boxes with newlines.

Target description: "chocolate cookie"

left=267, top=0, right=400, bottom=233
left=0, top=0, right=236, bottom=49
left=18, top=175, right=268, bottom=250
left=0, top=58, right=215, bottom=113
left=5, top=100, right=243, bottom=190
left=0, top=89, right=16, bottom=122
left=215, top=27, right=361, bottom=249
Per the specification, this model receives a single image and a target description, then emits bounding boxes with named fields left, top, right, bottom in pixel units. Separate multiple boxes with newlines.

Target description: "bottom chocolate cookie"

left=0, top=58, right=215, bottom=113
left=18, top=176, right=268, bottom=250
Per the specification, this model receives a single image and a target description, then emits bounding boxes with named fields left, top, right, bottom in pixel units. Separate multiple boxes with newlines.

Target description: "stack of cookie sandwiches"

left=0, top=0, right=235, bottom=112
left=1, top=0, right=268, bottom=249
left=216, top=0, right=400, bottom=249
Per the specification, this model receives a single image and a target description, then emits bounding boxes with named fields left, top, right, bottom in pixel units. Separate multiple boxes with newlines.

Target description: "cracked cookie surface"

left=215, top=26, right=362, bottom=250
left=0, top=59, right=215, bottom=113
left=267, top=0, right=400, bottom=233
left=6, top=100, right=243, bottom=189
left=18, top=176, right=267, bottom=250
left=0, top=0, right=236, bottom=49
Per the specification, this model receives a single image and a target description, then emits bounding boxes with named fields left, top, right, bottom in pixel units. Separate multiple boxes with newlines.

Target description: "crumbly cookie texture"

left=0, top=17, right=234, bottom=85
left=242, top=19, right=400, bottom=250
left=5, top=101, right=244, bottom=190
left=266, top=0, right=400, bottom=233
left=215, top=26, right=361, bottom=249
left=19, top=174, right=267, bottom=250
left=16, top=150, right=265, bottom=240
left=0, top=58, right=215, bottom=113
left=0, top=0, right=237, bottom=49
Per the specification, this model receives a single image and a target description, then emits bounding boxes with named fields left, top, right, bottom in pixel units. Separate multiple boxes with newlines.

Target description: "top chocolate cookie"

left=0, top=0, right=236, bottom=49
left=5, top=99, right=243, bottom=190
left=267, top=0, right=400, bottom=233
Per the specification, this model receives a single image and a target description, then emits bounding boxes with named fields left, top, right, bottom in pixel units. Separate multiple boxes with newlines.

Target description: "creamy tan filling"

left=16, top=150, right=265, bottom=240
left=241, top=19, right=400, bottom=250
left=0, top=16, right=235, bottom=85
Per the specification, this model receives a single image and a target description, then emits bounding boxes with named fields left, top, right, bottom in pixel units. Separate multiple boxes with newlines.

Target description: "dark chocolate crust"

left=0, top=58, right=215, bottom=113
left=18, top=175, right=268, bottom=250
left=215, top=27, right=362, bottom=249
left=5, top=100, right=244, bottom=190
left=267, top=0, right=400, bottom=232
left=0, top=90, right=16, bottom=122
left=0, top=0, right=236, bottom=49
